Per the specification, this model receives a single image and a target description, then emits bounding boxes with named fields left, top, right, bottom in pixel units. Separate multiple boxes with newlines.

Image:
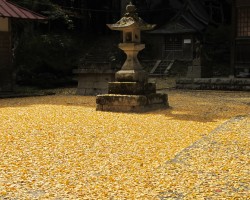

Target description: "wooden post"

left=0, top=17, right=13, bottom=92
left=230, top=0, right=236, bottom=77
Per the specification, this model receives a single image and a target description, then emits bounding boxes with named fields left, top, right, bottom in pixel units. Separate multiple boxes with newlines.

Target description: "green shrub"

left=15, top=34, right=82, bottom=88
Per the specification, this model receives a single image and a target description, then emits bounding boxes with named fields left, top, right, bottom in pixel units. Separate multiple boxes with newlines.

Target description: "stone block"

left=245, top=79, right=250, bottom=85
left=108, top=82, right=156, bottom=95
left=96, top=95, right=147, bottom=106
left=194, top=78, right=211, bottom=84
left=191, top=84, right=202, bottom=90
left=115, top=69, right=148, bottom=82
left=96, top=93, right=169, bottom=112
left=175, top=84, right=183, bottom=89
left=186, top=65, right=201, bottom=78
left=176, top=78, right=193, bottom=84
left=96, top=104, right=145, bottom=112
left=244, top=86, right=250, bottom=91
left=147, top=93, right=168, bottom=106
left=108, top=82, right=144, bottom=95
left=76, top=72, right=115, bottom=96
left=176, top=78, right=250, bottom=91
left=210, top=78, right=231, bottom=85
left=233, top=79, right=250, bottom=86
left=145, top=83, right=157, bottom=94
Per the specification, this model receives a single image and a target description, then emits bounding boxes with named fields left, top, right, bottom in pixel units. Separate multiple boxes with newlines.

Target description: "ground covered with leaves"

left=0, top=90, right=249, bottom=199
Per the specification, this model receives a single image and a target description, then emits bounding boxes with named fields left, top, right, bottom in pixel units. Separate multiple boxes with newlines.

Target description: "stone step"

left=96, top=93, right=169, bottom=113
left=150, top=60, right=174, bottom=75
left=176, top=78, right=250, bottom=91
left=108, top=82, right=156, bottom=95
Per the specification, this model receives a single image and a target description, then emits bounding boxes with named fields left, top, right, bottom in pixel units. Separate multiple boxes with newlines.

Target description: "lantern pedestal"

left=96, top=93, right=168, bottom=113
left=96, top=81, right=168, bottom=112
left=96, top=73, right=169, bottom=113
left=115, top=43, right=148, bottom=83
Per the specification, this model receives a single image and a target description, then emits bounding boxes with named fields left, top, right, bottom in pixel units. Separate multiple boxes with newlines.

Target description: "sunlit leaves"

left=0, top=91, right=249, bottom=199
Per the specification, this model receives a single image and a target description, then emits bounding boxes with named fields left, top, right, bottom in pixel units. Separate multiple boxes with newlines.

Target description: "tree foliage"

left=11, top=0, right=83, bottom=88
left=10, top=0, right=233, bottom=87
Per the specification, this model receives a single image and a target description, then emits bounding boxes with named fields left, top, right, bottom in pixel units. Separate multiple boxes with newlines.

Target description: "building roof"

left=187, top=0, right=209, bottom=25
left=150, top=0, right=209, bottom=34
left=150, top=20, right=197, bottom=34
left=0, top=0, right=46, bottom=20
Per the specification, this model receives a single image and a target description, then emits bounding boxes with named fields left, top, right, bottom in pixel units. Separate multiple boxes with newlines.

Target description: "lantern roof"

left=107, top=2, right=155, bottom=31
left=0, top=0, right=46, bottom=20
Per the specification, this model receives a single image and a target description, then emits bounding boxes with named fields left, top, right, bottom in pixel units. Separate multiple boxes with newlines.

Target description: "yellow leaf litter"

left=0, top=90, right=249, bottom=199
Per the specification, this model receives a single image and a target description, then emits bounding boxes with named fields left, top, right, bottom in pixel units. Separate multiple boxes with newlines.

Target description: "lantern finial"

left=126, top=1, right=136, bottom=14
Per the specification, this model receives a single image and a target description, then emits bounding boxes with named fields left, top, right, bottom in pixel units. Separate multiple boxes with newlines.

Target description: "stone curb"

left=176, top=78, right=250, bottom=91
left=168, top=115, right=248, bottom=165
left=0, top=92, right=55, bottom=99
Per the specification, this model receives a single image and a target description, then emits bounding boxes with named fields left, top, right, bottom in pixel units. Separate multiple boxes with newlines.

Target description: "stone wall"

left=176, top=78, right=250, bottom=91
left=74, top=69, right=116, bottom=95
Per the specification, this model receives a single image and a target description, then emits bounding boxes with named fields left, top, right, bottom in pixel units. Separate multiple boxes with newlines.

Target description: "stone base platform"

left=96, top=81, right=169, bottom=112
left=108, top=82, right=156, bottom=95
left=96, top=93, right=169, bottom=112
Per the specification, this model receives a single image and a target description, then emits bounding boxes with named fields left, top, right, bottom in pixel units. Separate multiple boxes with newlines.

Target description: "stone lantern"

left=106, top=2, right=155, bottom=83
left=96, top=2, right=169, bottom=112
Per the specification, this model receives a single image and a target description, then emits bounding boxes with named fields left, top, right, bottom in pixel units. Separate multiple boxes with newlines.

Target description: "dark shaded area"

left=9, top=0, right=234, bottom=89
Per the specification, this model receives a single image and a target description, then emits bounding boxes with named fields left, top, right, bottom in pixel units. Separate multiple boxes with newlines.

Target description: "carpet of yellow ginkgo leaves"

left=0, top=90, right=249, bottom=199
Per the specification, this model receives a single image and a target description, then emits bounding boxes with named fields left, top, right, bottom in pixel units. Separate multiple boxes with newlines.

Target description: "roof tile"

left=0, top=0, right=46, bottom=20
